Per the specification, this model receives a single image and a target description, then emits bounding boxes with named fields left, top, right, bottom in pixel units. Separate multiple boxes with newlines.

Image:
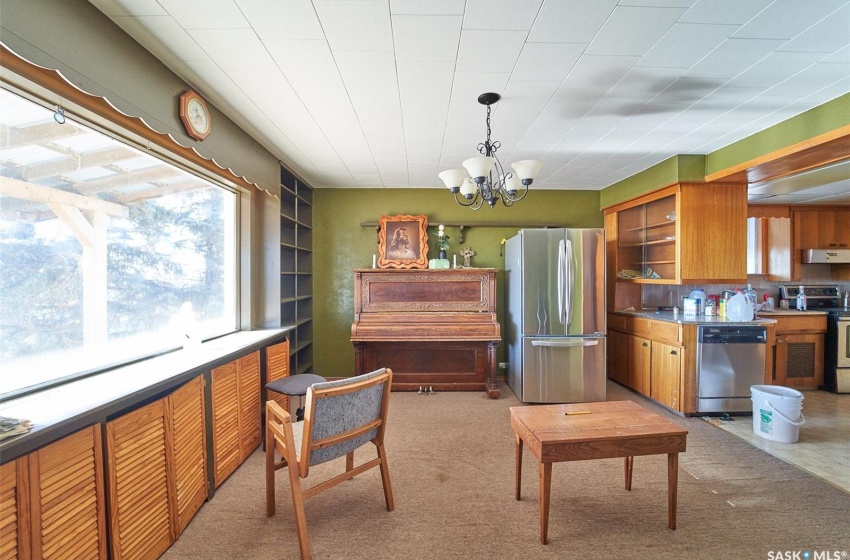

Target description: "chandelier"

left=438, top=93, right=542, bottom=210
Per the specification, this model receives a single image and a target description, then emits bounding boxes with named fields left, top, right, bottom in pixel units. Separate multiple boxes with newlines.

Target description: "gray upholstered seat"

left=265, top=367, right=394, bottom=560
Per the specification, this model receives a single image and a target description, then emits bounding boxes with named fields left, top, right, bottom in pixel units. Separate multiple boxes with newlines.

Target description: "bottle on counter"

left=743, top=284, right=757, bottom=313
left=796, top=285, right=807, bottom=311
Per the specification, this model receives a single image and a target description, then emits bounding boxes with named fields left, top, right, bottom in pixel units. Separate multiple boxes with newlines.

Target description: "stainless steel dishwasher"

left=696, top=325, right=767, bottom=414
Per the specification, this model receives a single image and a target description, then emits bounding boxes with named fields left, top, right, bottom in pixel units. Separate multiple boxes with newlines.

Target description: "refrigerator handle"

left=531, top=339, right=599, bottom=347
left=557, top=239, right=565, bottom=325
left=564, top=238, right=573, bottom=327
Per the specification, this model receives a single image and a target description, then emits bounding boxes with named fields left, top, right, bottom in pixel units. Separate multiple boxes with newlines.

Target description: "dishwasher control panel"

left=698, top=325, right=766, bottom=344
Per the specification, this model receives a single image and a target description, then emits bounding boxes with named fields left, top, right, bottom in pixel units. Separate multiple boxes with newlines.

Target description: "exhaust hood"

left=802, top=249, right=850, bottom=264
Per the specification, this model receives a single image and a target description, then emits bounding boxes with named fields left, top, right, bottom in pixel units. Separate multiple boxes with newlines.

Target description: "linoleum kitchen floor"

left=705, top=389, right=850, bottom=494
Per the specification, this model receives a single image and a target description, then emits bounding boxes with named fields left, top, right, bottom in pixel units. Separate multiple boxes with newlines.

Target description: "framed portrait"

left=378, top=215, right=429, bottom=269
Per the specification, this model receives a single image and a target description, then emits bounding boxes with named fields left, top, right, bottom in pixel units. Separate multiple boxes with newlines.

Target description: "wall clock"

left=179, top=90, right=211, bottom=141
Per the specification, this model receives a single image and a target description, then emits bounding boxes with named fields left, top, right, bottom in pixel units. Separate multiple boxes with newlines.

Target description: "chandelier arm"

left=453, top=189, right=482, bottom=208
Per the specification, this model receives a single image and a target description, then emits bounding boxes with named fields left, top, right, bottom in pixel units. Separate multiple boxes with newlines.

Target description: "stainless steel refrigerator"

left=505, top=229, right=606, bottom=403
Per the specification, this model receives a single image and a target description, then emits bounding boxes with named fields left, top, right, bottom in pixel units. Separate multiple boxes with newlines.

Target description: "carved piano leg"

left=486, top=341, right=500, bottom=399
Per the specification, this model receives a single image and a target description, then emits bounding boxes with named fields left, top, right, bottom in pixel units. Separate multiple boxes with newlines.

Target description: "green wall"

left=312, top=188, right=603, bottom=376
left=599, top=155, right=705, bottom=209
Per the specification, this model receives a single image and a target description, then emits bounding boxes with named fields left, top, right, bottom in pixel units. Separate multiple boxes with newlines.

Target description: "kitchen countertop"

left=611, top=309, right=774, bottom=325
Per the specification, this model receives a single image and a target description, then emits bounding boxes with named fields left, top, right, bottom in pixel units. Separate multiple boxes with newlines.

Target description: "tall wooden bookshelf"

left=280, top=167, right=313, bottom=375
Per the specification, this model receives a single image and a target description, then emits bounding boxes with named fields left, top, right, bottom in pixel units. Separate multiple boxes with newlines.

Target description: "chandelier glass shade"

left=438, top=93, right=542, bottom=209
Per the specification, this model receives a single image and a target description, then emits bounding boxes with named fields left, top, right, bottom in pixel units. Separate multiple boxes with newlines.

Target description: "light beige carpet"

left=162, top=381, right=850, bottom=559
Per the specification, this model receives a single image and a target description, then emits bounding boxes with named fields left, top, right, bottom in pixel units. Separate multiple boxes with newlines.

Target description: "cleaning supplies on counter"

left=797, top=285, right=807, bottom=311
left=688, top=289, right=707, bottom=315
left=743, top=284, right=758, bottom=314
left=682, top=297, right=698, bottom=316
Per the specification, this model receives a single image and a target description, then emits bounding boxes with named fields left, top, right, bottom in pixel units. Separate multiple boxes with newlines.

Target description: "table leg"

left=668, top=453, right=678, bottom=530
left=624, top=456, right=633, bottom=491
left=539, top=462, right=552, bottom=545
left=515, top=434, right=523, bottom=500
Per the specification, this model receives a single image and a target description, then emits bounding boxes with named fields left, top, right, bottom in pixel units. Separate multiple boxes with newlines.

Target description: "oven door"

left=838, top=318, right=850, bottom=368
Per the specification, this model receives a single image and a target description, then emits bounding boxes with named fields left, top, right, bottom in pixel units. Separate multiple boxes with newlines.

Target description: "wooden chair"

left=265, top=367, right=395, bottom=559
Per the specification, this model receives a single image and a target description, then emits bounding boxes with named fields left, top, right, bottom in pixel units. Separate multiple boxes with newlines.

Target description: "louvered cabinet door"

left=30, top=425, right=107, bottom=559
left=211, top=361, right=241, bottom=487
left=106, top=400, right=175, bottom=560
left=169, top=376, right=207, bottom=535
left=265, top=340, right=290, bottom=413
left=0, top=457, right=30, bottom=560
left=238, top=352, right=261, bottom=459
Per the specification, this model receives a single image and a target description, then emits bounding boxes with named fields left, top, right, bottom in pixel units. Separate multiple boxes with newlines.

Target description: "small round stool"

left=266, top=374, right=327, bottom=421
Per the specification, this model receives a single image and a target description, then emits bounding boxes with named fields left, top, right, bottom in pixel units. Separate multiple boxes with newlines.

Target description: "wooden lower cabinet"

left=0, top=426, right=108, bottom=559
left=170, top=376, right=208, bottom=535
left=106, top=399, right=175, bottom=560
left=264, top=340, right=290, bottom=413
left=211, top=351, right=262, bottom=487
left=627, top=335, right=651, bottom=395
left=772, top=315, right=827, bottom=389
left=606, top=330, right=628, bottom=386
left=650, top=341, right=682, bottom=410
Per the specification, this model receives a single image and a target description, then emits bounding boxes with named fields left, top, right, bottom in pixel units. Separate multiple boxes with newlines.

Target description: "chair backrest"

left=299, top=368, right=392, bottom=472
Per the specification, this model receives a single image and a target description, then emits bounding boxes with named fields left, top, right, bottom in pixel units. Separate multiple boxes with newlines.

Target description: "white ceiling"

left=88, top=0, right=850, bottom=200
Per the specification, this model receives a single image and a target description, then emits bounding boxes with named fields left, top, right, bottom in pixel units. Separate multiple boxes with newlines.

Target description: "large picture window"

left=0, top=88, right=238, bottom=397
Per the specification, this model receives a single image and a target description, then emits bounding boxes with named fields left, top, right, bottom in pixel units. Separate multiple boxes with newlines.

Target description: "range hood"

left=802, top=249, right=850, bottom=263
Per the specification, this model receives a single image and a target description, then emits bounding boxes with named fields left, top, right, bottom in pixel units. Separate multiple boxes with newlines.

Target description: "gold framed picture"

left=377, top=215, right=429, bottom=269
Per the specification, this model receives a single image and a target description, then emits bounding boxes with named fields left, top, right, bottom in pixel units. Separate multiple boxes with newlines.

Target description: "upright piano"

left=350, top=268, right=501, bottom=398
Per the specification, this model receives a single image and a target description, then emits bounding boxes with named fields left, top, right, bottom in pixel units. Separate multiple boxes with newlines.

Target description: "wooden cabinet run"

left=606, top=182, right=748, bottom=285
left=0, top=426, right=107, bottom=559
left=608, top=313, right=691, bottom=414
left=772, top=314, right=827, bottom=389
left=350, top=268, right=501, bottom=397
left=792, top=207, right=850, bottom=281
left=211, top=351, right=261, bottom=487
left=105, top=376, right=208, bottom=559
left=264, top=339, right=291, bottom=413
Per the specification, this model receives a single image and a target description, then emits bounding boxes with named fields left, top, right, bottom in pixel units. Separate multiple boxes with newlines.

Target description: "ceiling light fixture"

left=438, top=93, right=541, bottom=210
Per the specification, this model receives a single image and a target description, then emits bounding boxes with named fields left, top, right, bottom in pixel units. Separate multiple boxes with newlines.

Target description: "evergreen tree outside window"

left=0, top=88, right=237, bottom=397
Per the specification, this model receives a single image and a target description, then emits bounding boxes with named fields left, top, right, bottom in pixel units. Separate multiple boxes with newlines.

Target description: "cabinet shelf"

left=621, top=238, right=675, bottom=248
left=626, top=220, right=675, bottom=233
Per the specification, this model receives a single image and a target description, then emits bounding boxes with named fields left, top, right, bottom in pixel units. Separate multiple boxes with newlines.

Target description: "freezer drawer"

left=514, top=336, right=606, bottom=403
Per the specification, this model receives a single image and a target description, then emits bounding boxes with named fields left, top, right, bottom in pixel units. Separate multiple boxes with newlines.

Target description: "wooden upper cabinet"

left=792, top=208, right=850, bottom=280
left=607, top=182, right=748, bottom=284
left=106, top=399, right=175, bottom=560
left=30, top=425, right=108, bottom=559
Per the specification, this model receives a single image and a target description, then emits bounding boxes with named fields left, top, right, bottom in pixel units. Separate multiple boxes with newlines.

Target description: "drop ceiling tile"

left=619, top=0, right=695, bottom=6
left=457, top=30, right=528, bottom=72
left=727, top=51, right=826, bottom=88
left=619, top=103, right=682, bottom=128
left=689, top=85, right=767, bottom=113
left=562, top=55, right=640, bottom=91
left=189, top=29, right=278, bottom=71
left=606, top=66, right=686, bottom=100
left=767, top=61, right=850, bottom=96
left=266, top=40, right=339, bottom=79
left=390, top=0, right=465, bottom=15
left=585, top=6, right=687, bottom=56
left=512, top=43, right=586, bottom=82
left=650, top=77, right=726, bottom=106
left=529, top=0, right=618, bottom=43
left=733, top=0, right=849, bottom=40
left=111, top=15, right=212, bottom=63
left=679, top=0, right=773, bottom=24
left=393, top=15, right=462, bottom=62
left=450, top=73, right=512, bottom=101
left=463, top=0, right=542, bottom=30
left=779, top=5, right=850, bottom=53
left=685, top=38, right=786, bottom=79
left=335, top=51, right=398, bottom=89
left=89, top=0, right=167, bottom=16
left=582, top=98, right=638, bottom=124
left=237, top=0, right=324, bottom=41
left=397, top=61, right=455, bottom=98
left=821, top=46, right=850, bottom=63
left=638, top=23, right=739, bottom=68
left=314, top=0, right=393, bottom=51
left=158, top=0, right=248, bottom=29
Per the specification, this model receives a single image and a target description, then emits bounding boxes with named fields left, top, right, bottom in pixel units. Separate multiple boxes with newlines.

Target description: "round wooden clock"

left=179, top=90, right=211, bottom=141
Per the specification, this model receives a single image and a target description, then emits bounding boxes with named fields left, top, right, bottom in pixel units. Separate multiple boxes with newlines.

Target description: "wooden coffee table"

left=511, top=400, right=688, bottom=544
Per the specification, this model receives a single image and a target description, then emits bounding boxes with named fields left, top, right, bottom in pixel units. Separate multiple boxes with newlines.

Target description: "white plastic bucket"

left=751, top=385, right=805, bottom=443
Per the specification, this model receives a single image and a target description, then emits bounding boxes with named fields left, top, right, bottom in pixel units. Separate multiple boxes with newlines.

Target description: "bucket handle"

left=765, top=400, right=806, bottom=427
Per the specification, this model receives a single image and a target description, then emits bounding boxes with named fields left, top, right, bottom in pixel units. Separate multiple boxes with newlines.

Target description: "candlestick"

left=372, top=254, right=376, bottom=268
left=453, top=254, right=457, bottom=268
